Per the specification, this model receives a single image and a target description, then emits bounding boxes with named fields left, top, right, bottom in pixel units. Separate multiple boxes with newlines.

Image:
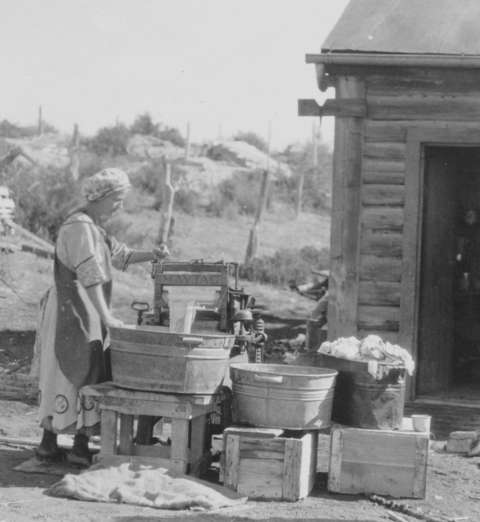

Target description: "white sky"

left=0, top=0, right=350, bottom=149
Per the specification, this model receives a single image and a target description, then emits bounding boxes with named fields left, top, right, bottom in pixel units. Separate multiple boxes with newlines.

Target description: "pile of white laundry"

left=318, top=334, right=415, bottom=376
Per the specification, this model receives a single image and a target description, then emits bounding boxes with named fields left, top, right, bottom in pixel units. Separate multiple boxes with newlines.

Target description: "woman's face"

left=91, top=192, right=125, bottom=221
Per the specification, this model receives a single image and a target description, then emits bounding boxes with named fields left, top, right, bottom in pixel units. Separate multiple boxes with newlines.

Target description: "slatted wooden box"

left=328, top=425, right=429, bottom=498
left=223, top=427, right=318, bottom=501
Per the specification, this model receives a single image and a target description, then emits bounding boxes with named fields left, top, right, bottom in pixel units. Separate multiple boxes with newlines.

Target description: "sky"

left=0, top=0, right=350, bottom=150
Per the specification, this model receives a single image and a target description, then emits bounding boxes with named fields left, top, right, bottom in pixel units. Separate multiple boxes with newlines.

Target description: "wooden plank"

left=328, top=428, right=343, bottom=492
left=118, top=414, right=134, bottom=455
left=327, top=76, right=364, bottom=340
left=362, top=184, right=405, bottom=207
left=358, top=281, right=401, bottom=306
left=99, top=398, right=192, bottom=419
left=170, top=418, right=190, bottom=474
left=239, top=438, right=286, bottom=453
left=100, top=410, right=117, bottom=456
left=132, top=443, right=171, bottom=459
left=366, top=69, right=480, bottom=96
left=413, top=435, right=429, bottom=499
left=360, top=230, right=403, bottom=257
left=362, top=158, right=405, bottom=174
left=297, top=432, right=317, bottom=500
left=224, top=434, right=240, bottom=490
left=363, top=143, right=406, bottom=162
left=361, top=207, right=403, bottom=231
left=365, top=119, right=480, bottom=144
left=359, top=255, right=402, bottom=282
left=189, top=414, right=207, bottom=474
left=368, top=95, right=480, bottom=121
left=358, top=305, right=400, bottom=331
left=328, top=427, right=429, bottom=498
left=237, top=459, right=284, bottom=499
left=282, top=438, right=301, bottom=500
left=357, top=330, right=399, bottom=344
left=365, top=121, right=408, bottom=143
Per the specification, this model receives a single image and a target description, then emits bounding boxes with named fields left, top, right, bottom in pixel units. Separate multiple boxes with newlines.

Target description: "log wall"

left=347, top=68, right=480, bottom=344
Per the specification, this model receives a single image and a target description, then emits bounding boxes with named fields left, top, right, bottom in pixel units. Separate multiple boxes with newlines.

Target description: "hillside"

left=0, top=208, right=330, bottom=331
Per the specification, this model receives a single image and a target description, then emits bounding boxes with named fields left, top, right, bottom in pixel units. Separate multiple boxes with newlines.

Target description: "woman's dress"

left=37, top=211, right=131, bottom=434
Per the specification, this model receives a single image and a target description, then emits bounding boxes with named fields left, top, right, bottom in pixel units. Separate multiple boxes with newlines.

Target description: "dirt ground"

left=2, top=399, right=480, bottom=522
left=2, top=279, right=480, bottom=521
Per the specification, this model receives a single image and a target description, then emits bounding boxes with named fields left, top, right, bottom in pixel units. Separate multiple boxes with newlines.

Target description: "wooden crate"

left=328, top=425, right=429, bottom=498
left=223, top=427, right=318, bottom=501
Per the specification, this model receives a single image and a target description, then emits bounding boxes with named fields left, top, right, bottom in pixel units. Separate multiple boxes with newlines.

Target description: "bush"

left=156, top=126, right=185, bottom=147
left=130, top=112, right=158, bottom=136
left=233, top=131, right=268, bottom=152
left=0, top=119, right=57, bottom=138
left=239, top=246, right=329, bottom=286
left=86, top=123, right=130, bottom=156
left=7, top=166, right=81, bottom=242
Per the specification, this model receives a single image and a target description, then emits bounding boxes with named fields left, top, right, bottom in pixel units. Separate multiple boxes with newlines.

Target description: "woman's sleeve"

left=108, top=235, right=133, bottom=271
left=62, top=222, right=109, bottom=288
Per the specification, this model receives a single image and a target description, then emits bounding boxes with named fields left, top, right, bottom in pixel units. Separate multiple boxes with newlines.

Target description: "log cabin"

left=299, top=0, right=480, bottom=403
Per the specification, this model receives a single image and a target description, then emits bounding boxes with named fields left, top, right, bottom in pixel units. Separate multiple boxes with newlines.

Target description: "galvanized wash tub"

left=110, top=325, right=235, bottom=394
left=230, top=363, right=337, bottom=429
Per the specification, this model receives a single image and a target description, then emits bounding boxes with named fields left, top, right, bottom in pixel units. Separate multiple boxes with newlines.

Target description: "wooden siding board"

left=360, top=230, right=403, bottom=257
left=361, top=207, right=403, bottom=231
left=363, top=143, right=406, bottom=161
left=358, top=281, right=401, bottom=307
left=362, top=185, right=405, bottom=206
left=358, top=305, right=400, bottom=332
left=368, top=95, right=480, bottom=121
left=359, top=255, right=402, bottom=282
left=327, top=77, right=364, bottom=340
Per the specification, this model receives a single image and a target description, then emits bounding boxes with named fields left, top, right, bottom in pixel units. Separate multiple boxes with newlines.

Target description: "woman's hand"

left=152, top=244, right=170, bottom=260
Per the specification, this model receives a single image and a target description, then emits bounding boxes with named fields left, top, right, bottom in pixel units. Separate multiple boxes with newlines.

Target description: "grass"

left=0, top=205, right=330, bottom=330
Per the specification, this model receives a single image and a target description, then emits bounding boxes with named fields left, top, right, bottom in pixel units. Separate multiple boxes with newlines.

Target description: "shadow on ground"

left=0, top=447, right=61, bottom=488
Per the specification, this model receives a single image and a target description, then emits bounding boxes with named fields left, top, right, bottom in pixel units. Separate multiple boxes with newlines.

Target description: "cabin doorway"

left=417, top=146, right=480, bottom=401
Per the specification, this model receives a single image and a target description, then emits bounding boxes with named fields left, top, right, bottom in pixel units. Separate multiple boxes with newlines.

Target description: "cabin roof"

left=322, top=0, right=480, bottom=56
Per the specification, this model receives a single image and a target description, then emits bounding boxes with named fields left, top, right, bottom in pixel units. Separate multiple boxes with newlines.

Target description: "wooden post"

left=244, top=169, right=270, bottom=263
left=37, top=106, right=44, bottom=136
left=327, top=76, right=364, bottom=340
left=157, top=158, right=176, bottom=246
left=244, top=122, right=272, bottom=263
left=69, top=123, right=80, bottom=180
left=295, top=170, right=305, bottom=217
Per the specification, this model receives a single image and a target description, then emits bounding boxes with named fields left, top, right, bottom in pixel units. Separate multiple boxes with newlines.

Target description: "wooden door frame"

left=401, top=126, right=480, bottom=400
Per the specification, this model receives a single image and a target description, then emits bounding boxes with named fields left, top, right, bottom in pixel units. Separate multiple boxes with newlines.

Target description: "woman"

left=36, top=168, right=168, bottom=465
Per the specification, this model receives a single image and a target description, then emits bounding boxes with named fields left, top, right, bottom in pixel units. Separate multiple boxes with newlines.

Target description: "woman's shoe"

left=34, top=446, right=66, bottom=463
left=66, top=450, right=91, bottom=468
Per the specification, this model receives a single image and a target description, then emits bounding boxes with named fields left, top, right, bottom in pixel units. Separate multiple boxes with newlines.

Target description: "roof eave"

left=307, top=52, right=480, bottom=69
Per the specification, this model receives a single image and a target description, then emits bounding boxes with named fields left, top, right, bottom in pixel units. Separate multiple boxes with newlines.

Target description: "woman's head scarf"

left=82, top=168, right=131, bottom=202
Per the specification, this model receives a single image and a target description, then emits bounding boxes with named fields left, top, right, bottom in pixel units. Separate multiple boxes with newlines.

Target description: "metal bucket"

left=230, top=363, right=337, bottom=429
left=110, top=325, right=235, bottom=394
left=317, top=354, right=406, bottom=429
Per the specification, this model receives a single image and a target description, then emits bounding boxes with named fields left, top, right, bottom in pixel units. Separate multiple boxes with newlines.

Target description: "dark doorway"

left=418, top=146, right=480, bottom=399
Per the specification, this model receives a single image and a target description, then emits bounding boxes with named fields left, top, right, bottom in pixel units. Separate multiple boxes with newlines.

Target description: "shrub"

left=239, top=246, right=329, bottom=286
left=7, top=166, right=81, bottom=242
left=86, top=123, right=130, bottom=156
left=156, top=126, right=185, bottom=147
left=233, top=131, right=268, bottom=152
left=130, top=112, right=158, bottom=136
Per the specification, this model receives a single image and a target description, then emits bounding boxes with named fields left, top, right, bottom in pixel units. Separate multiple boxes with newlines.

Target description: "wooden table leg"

left=189, top=413, right=210, bottom=477
left=100, top=410, right=117, bottom=456
left=170, top=418, right=189, bottom=474
left=119, top=414, right=134, bottom=455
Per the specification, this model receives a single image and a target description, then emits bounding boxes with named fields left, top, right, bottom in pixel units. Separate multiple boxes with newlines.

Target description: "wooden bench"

left=80, top=382, right=218, bottom=475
